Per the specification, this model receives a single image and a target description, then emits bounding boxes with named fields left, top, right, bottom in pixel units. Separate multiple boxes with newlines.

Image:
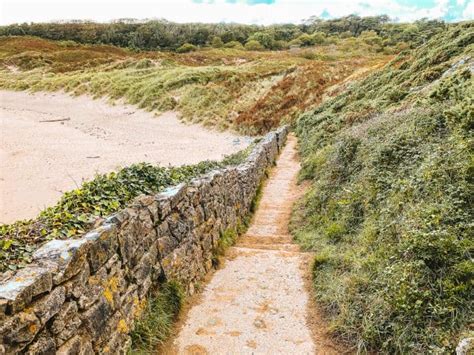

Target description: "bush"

left=176, top=43, right=197, bottom=53
left=57, top=40, right=77, bottom=47
left=223, top=40, right=244, bottom=49
left=294, top=23, right=474, bottom=353
left=289, top=38, right=302, bottom=48
left=248, top=31, right=274, bottom=49
left=312, top=32, right=326, bottom=45
left=297, top=33, right=314, bottom=46
left=245, top=39, right=264, bottom=51
left=211, top=36, right=223, bottom=48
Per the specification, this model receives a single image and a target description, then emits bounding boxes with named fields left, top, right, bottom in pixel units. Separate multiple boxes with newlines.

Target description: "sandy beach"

left=0, top=90, right=249, bottom=223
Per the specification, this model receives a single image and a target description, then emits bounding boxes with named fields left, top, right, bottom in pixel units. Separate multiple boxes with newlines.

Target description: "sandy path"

left=0, top=90, right=249, bottom=224
left=172, top=135, right=332, bottom=354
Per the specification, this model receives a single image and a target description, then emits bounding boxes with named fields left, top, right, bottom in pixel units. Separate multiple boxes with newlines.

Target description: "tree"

left=248, top=31, right=274, bottom=49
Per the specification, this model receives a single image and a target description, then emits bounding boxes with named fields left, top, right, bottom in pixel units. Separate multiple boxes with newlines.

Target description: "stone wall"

left=0, top=127, right=289, bottom=354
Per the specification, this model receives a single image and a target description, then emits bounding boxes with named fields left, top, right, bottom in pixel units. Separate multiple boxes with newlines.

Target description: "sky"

left=0, top=0, right=472, bottom=25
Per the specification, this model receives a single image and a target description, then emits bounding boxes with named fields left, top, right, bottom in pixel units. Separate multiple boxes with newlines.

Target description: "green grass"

left=293, top=22, right=473, bottom=353
left=130, top=281, right=184, bottom=353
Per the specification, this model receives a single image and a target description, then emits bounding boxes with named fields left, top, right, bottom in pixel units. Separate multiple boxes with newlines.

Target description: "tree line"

left=0, top=15, right=447, bottom=52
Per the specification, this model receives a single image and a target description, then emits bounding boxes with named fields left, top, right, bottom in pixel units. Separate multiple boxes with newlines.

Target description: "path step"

left=234, top=243, right=301, bottom=252
left=238, top=234, right=294, bottom=245
left=172, top=134, right=316, bottom=354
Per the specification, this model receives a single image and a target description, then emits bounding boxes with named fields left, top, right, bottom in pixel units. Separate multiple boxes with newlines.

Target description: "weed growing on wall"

left=130, top=281, right=184, bottom=353
left=0, top=146, right=255, bottom=273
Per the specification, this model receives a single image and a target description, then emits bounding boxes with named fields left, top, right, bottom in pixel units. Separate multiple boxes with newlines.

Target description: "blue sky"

left=1, top=0, right=472, bottom=25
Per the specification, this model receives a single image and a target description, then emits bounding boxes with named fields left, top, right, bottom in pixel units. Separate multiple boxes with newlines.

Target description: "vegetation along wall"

left=0, top=127, right=288, bottom=354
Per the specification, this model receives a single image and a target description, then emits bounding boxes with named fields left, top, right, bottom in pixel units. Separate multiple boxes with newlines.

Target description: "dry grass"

left=0, top=36, right=391, bottom=134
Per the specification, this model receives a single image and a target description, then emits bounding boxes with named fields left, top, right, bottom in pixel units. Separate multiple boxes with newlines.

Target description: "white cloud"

left=0, top=0, right=466, bottom=25
left=462, top=0, right=474, bottom=19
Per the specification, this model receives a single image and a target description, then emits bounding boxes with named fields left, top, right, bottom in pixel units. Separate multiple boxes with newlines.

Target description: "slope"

left=294, top=22, right=473, bottom=353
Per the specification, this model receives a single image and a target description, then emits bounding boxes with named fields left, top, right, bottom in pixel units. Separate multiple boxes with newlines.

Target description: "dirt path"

left=0, top=90, right=249, bottom=224
left=172, top=135, right=331, bottom=354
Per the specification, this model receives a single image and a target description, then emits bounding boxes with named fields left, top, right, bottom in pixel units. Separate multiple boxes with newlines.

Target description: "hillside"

left=0, top=36, right=390, bottom=134
left=294, top=22, right=473, bottom=352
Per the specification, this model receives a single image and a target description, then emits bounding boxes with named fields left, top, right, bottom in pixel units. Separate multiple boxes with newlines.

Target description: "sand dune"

left=0, top=90, right=250, bottom=224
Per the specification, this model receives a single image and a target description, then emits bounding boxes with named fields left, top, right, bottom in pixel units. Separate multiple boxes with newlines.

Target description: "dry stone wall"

left=0, top=127, right=289, bottom=354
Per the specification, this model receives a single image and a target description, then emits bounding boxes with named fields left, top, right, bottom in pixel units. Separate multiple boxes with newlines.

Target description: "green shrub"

left=289, top=38, right=302, bottom=48
left=294, top=22, right=474, bottom=353
left=312, top=32, right=327, bottom=45
left=296, top=33, right=313, bottom=47
left=211, top=36, right=224, bottom=48
left=223, top=40, right=244, bottom=49
left=245, top=40, right=264, bottom=51
left=176, top=43, right=197, bottom=53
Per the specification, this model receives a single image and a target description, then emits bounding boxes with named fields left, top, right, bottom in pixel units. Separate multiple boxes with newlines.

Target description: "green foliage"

left=211, top=36, right=224, bottom=48
left=0, top=35, right=390, bottom=134
left=294, top=22, right=473, bottom=353
left=176, top=43, right=197, bottom=53
left=0, top=15, right=445, bottom=52
left=223, top=40, right=244, bottom=49
left=130, top=281, right=184, bottom=352
left=0, top=148, right=253, bottom=272
left=248, top=31, right=274, bottom=49
left=297, top=33, right=314, bottom=47
left=245, top=39, right=264, bottom=51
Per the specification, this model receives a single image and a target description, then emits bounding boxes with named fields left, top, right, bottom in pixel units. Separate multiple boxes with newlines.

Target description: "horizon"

left=1, top=0, right=472, bottom=26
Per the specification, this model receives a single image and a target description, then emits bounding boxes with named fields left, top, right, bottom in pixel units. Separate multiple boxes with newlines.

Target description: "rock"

left=77, top=268, right=106, bottom=310
left=62, top=262, right=90, bottom=300
left=51, top=301, right=82, bottom=346
left=456, top=337, right=474, bottom=355
left=84, top=224, right=118, bottom=273
left=156, top=183, right=186, bottom=210
left=157, top=235, right=178, bottom=259
left=25, top=332, right=56, bottom=355
left=33, top=286, right=66, bottom=324
left=56, top=335, right=93, bottom=355
left=0, top=266, right=53, bottom=314
left=0, top=311, right=41, bottom=352
left=80, top=297, right=112, bottom=340
left=33, top=239, right=89, bottom=285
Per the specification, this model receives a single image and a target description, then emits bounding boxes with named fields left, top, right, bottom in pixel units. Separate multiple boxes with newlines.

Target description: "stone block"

left=0, top=311, right=41, bottom=353
left=33, top=239, right=89, bottom=285
left=25, top=330, right=56, bottom=355
left=0, top=265, right=53, bottom=314
left=57, top=335, right=93, bottom=355
left=80, top=297, right=112, bottom=340
left=51, top=301, right=82, bottom=346
left=84, top=224, right=118, bottom=274
left=33, top=286, right=65, bottom=325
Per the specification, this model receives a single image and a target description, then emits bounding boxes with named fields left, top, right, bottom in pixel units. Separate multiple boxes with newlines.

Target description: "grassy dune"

left=294, top=22, right=473, bottom=352
left=0, top=36, right=390, bottom=134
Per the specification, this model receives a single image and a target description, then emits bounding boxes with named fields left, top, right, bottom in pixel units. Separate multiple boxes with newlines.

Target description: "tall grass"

left=0, top=36, right=390, bottom=134
left=130, top=282, right=184, bottom=353
left=294, top=22, right=473, bottom=353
